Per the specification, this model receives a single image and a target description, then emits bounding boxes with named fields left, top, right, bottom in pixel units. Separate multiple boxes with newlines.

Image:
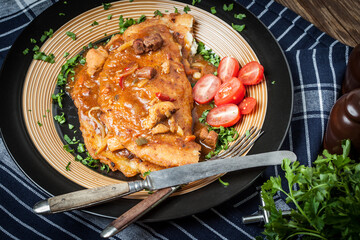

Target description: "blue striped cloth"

left=0, top=0, right=350, bottom=239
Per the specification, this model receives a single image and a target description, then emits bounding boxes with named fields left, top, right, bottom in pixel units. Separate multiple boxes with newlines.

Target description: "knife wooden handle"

left=33, top=182, right=131, bottom=214
left=100, top=187, right=177, bottom=238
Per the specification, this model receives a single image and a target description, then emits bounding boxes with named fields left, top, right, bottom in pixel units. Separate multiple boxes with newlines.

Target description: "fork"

left=101, top=126, right=264, bottom=238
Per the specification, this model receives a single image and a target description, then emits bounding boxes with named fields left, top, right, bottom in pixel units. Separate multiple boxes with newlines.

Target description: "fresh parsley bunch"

left=260, top=140, right=360, bottom=240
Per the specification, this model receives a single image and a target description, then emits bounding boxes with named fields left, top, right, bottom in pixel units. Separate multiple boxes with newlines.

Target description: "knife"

left=33, top=150, right=296, bottom=215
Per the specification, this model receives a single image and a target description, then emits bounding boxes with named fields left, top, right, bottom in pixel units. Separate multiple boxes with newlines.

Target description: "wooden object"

left=275, top=0, right=360, bottom=47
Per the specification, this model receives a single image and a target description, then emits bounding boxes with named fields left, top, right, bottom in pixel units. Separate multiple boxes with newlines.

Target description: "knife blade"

left=33, top=150, right=296, bottom=214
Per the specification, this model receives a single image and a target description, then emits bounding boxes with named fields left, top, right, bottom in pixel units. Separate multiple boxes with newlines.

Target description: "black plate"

left=0, top=0, right=293, bottom=221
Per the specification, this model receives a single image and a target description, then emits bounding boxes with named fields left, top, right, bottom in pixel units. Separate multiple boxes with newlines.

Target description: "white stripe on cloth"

left=256, top=0, right=274, bottom=19
left=210, top=208, right=254, bottom=240
left=0, top=0, right=49, bottom=22
left=15, top=0, right=35, bottom=22
left=267, top=7, right=287, bottom=29
left=0, top=22, right=28, bottom=38
left=308, top=32, right=325, bottom=50
left=312, top=49, right=325, bottom=138
left=169, top=221, right=197, bottom=240
left=293, top=83, right=341, bottom=90
left=286, top=24, right=314, bottom=51
left=276, top=15, right=301, bottom=41
left=0, top=45, right=11, bottom=52
left=288, top=126, right=293, bottom=151
left=233, top=191, right=258, bottom=208
left=0, top=165, right=120, bottom=239
left=295, top=50, right=312, bottom=166
left=136, top=223, right=169, bottom=240
left=246, top=1, right=256, bottom=9
left=0, top=205, right=52, bottom=240
left=292, top=113, right=330, bottom=121
left=192, top=215, right=228, bottom=240
left=345, top=45, right=349, bottom=65
left=0, top=225, right=21, bottom=240
left=0, top=184, right=82, bottom=240
left=329, top=41, right=338, bottom=102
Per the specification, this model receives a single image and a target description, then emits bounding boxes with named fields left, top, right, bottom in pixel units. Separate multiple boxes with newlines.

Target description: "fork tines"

left=215, top=126, right=264, bottom=159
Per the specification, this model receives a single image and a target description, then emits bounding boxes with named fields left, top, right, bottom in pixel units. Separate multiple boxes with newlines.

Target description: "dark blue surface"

left=0, top=0, right=349, bottom=239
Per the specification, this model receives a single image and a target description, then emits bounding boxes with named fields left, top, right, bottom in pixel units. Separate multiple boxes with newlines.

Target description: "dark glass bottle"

left=342, top=44, right=360, bottom=94
left=323, top=88, right=360, bottom=156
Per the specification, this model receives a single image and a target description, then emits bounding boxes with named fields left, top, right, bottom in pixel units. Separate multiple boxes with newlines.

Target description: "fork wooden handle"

left=100, top=186, right=177, bottom=238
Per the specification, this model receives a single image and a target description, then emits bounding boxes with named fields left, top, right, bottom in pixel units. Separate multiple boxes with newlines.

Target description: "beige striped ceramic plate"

left=21, top=0, right=267, bottom=199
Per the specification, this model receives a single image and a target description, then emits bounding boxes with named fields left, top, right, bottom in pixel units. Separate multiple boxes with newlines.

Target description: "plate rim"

left=0, top=0, right=293, bottom=221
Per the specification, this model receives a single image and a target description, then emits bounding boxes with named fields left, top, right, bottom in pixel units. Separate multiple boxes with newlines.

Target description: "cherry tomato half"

left=238, top=97, right=256, bottom=115
left=206, top=103, right=241, bottom=127
left=214, top=77, right=246, bottom=106
left=237, top=61, right=264, bottom=85
left=217, top=56, right=240, bottom=82
left=193, top=74, right=221, bottom=104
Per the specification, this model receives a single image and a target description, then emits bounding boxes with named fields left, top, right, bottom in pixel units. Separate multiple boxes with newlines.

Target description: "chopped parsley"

left=119, top=15, right=146, bottom=34
left=54, top=112, right=66, bottom=124
left=218, top=177, right=229, bottom=186
left=65, top=161, right=71, bottom=171
left=32, top=45, right=39, bottom=52
left=129, top=0, right=134, bottom=2
left=57, top=55, right=85, bottom=86
left=37, top=121, right=43, bottom=127
left=143, top=170, right=151, bottom=177
left=75, top=152, right=100, bottom=168
left=46, top=109, right=50, bottom=113
left=68, top=124, right=74, bottom=130
left=271, top=81, right=276, bottom=85
left=154, top=10, right=163, bottom=17
left=234, top=13, right=246, bottom=19
left=23, top=48, right=29, bottom=55
left=199, top=109, right=210, bottom=123
left=210, top=6, right=216, bottom=14
left=101, top=164, right=110, bottom=172
left=245, top=129, right=250, bottom=137
left=183, top=5, right=191, bottom=13
left=214, top=71, right=218, bottom=76
left=77, top=143, right=85, bottom=153
left=79, top=58, right=86, bottom=65
left=33, top=51, right=55, bottom=63
left=40, top=29, right=54, bottom=42
left=66, top=31, right=76, bottom=40
left=51, top=90, right=64, bottom=108
left=107, top=14, right=112, bottom=20
left=223, top=3, right=233, bottom=11
left=64, top=134, right=79, bottom=144
left=174, top=6, right=179, bottom=13
left=102, top=2, right=112, bottom=10
left=43, top=114, right=46, bottom=118
left=63, top=52, right=70, bottom=58
left=232, top=23, right=245, bottom=32
left=91, top=21, right=99, bottom=26
left=192, top=0, right=201, bottom=5
left=59, top=13, right=65, bottom=16
left=196, top=41, right=220, bottom=67
left=63, top=144, right=74, bottom=153
left=30, top=38, right=37, bottom=44
left=205, top=126, right=239, bottom=159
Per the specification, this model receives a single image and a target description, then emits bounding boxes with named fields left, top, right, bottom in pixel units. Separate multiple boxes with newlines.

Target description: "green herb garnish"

left=59, top=13, right=65, bottom=16
left=210, top=6, right=216, bottom=14
left=271, top=81, right=276, bottom=85
left=101, top=163, right=110, bottom=172
left=32, top=45, right=39, bottom=52
left=174, top=6, right=179, bottom=13
left=51, top=90, right=64, bottom=108
left=57, top=55, right=85, bottom=86
left=66, top=31, right=76, bottom=40
left=206, top=126, right=239, bottom=159
left=154, top=10, right=163, bottom=17
left=183, top=5, right=191, bottom=13
left=77, top=143, right=85, bottom=153
left=143, top=170, right=151, bottom=177
left=91, top=21, right=99, bottom=26
left=192, top=0, right=201, bottom=5
left=40, top=29, right=54, bottom=42
left=54, top=113, right=66, bottom=124
left=218, top=177, right=229, bottom=186
left=33, top=51, right=55, bottom=63
left=107, top=14, right=112, bottom=20
left=63, top=52, right=70, bottom=58
left=37, top=121, right=43, bottom=127
left=196, top=41, right=220, bottom=67
left=234, top=13, right=246, bottom=19
left=232, top=23, right=245, bottom=32
left=30, top=38, right=37, bottom=44
left=223, top=3, right=233, bottom=11
left=63, top=145, right=74, bottom=153
left=23, top=48, right=29, bottom=55
left=64, top=134, right=79, bottom=144
left=102, top=3, right=112, bottom=10
left=68, top=124, right=74, bottom=130
left=260, top=139, right=360, bottom=240
left=65, top=161, right=71, bottom=171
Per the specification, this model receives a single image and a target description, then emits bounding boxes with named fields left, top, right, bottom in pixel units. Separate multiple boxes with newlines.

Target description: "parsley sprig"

left=119, top=15, right=146, bottom=34
left=260, top=139, right=360, bottom=240
left=196, top=41, right=220, bottom=67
